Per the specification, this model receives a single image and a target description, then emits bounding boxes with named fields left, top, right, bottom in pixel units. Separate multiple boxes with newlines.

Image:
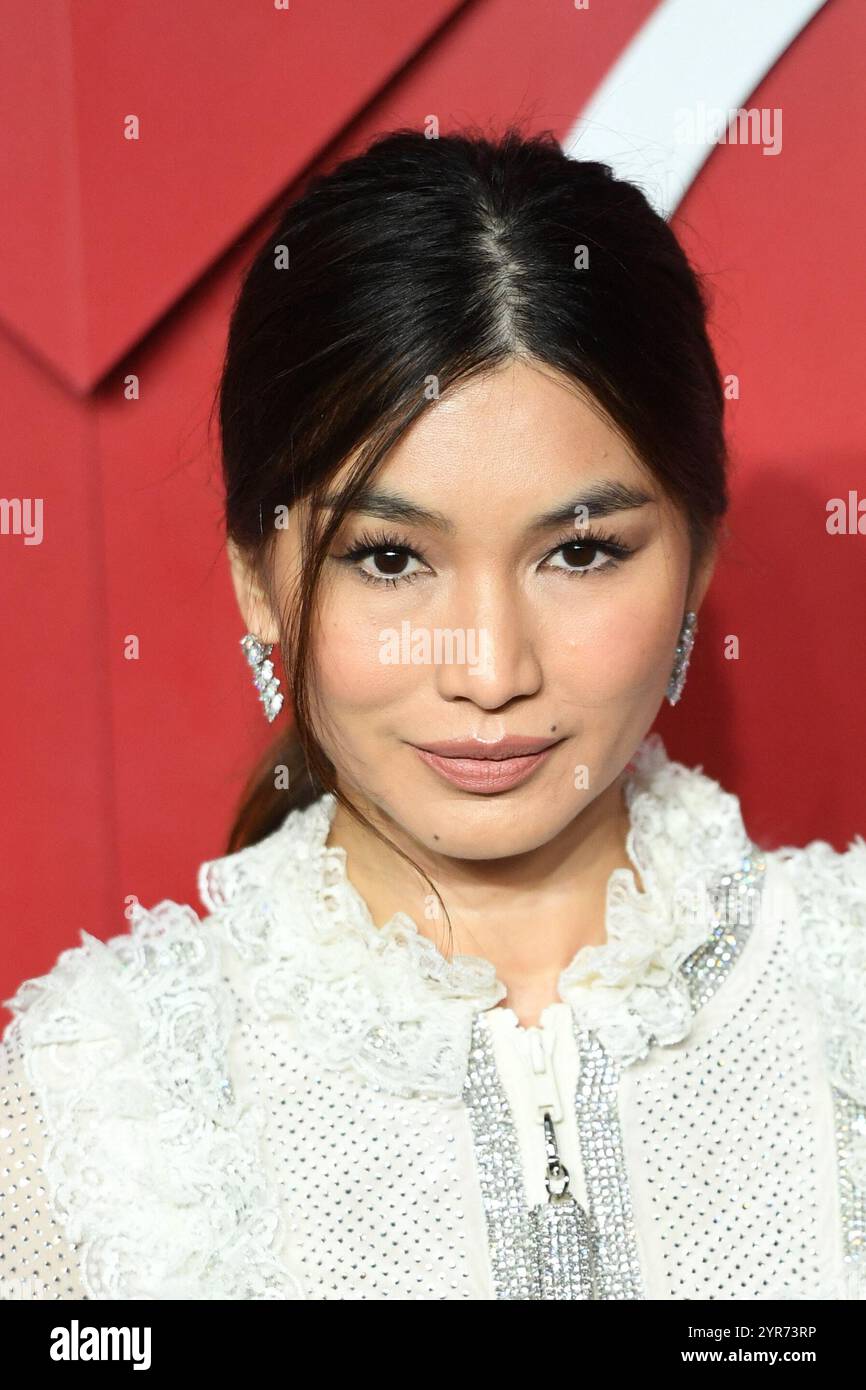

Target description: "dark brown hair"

left=216, top=125, right=728, bottom=926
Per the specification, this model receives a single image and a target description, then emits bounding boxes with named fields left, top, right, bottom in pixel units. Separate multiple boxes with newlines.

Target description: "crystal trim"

left=571, top=1027, right=644, bottom=1298
left=832, top=1089, right=866, bottom=1287
left=680, top=851, right=767, bottom=1009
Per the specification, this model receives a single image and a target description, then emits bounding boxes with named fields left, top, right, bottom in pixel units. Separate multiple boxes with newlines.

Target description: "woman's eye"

left=334, top=530, right=431, bottom=588
left=354, top=547, right=426, bottom=587
left=361, top=544, right=419, bottom=578
left=544, top=541, right=621, bottom=575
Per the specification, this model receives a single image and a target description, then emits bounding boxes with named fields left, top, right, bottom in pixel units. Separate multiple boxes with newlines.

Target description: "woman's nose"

left=430, top=582, right=543, bottom=707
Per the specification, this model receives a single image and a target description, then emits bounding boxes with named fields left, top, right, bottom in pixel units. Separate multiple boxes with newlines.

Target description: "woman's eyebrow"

left=529, top=481, right=655, bottom=530
left=317, top=480, right=654, bottom=535
left=318, top=489, right=455, bottom=533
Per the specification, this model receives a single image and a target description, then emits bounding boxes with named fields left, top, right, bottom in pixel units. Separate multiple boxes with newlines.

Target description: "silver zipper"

left=521, top=1021, right=584, bottom=1210
left=541, top=1108, right=577, bottom=1205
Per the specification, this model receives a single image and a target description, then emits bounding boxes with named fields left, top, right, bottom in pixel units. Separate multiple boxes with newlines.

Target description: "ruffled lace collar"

left=199, top=733, right=761, bottom=1098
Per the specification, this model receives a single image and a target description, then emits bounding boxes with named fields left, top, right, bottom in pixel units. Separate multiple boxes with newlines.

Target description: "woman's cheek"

left=552, top=601, right=678, bottom=703
left=315, top=611, right=420, bottom=710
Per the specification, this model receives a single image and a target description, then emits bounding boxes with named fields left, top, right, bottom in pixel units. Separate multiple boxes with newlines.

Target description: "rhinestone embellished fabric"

left=0, top=1026, right=85, bottom=1300
left=238, top=1005, right=481, bottom=1299
left=631, top=926, right=825, bottom=1298
left=680, top=851, right=767, bottom=1009
left=628, top=849, right=846, bottom=1299
left=571, top=1028, right=644, bottom=1299
left=833, top=1090, right=866, bottom=1288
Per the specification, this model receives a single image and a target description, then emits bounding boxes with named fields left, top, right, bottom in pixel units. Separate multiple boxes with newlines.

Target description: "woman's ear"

left=227, top=538, right=280, bottom=644
left=687, top=532, right=720, bottom=616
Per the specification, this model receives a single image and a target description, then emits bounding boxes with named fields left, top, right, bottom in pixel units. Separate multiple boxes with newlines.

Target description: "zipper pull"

left=542, top=1109, right=575, bottom=1205
left=525, top=1032, right=575, bottom=1206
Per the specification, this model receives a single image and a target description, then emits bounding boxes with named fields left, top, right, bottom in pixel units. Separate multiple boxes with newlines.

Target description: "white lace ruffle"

left=199, top=732, right=762, bottom=1085
left=557, top=734, right=759, bottom=1063
left=200, top=813, right=508, bottom=1101
left=4, top=901, right=306, bottom=1301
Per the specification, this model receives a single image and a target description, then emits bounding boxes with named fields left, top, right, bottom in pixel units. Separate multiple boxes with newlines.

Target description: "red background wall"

left=2, top=0, right=864, bottom=1024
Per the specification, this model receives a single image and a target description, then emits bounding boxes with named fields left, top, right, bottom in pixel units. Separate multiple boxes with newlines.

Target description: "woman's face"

left=236, top=358, right=716, bottom=860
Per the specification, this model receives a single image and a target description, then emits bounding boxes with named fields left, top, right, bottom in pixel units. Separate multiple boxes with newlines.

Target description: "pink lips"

left=411, top=736, right=562, bottom=794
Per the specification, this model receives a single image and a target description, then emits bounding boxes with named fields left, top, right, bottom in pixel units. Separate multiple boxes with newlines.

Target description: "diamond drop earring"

left=240, top=633, right=284, bottom=722
left=666, top=610, right=698, bottom=706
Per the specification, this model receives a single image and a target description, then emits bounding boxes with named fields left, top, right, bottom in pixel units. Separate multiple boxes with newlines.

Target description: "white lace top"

left=2, top=733, right=865, bottom=1301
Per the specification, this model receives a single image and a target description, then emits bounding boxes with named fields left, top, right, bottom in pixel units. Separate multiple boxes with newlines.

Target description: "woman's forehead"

left=324, top=367, right=653, bottom=512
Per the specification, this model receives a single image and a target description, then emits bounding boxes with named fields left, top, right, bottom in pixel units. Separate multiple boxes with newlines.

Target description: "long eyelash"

left=546, top=526, right=634, bottom=576
left=336, top=529, right=424, bottom=589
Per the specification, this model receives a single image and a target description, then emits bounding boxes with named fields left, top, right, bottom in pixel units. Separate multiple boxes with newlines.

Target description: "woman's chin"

left=383, top=791, right=579, bottom=862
